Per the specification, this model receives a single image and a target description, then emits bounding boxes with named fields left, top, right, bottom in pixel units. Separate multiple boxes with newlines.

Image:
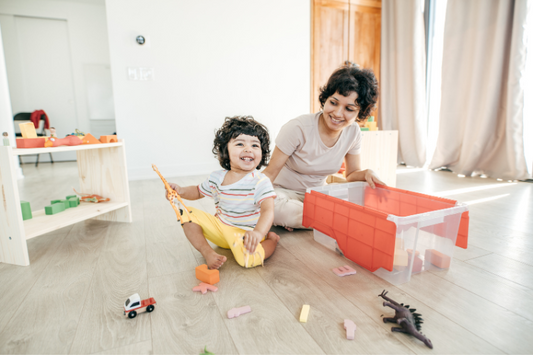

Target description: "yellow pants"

left=181, top=206, right=265, bottom=268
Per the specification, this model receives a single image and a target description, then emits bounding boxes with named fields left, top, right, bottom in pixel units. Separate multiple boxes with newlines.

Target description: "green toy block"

left=67, top=196, right=79, bottom=207
left=45, top=203, right=65, bottom=215
left=66, top=195, right=77, bottom=200
left=51, top=199, right=70, bottom=210
left=20, top=200, right=32, bottom=220
left=360, top=127, right=370, bottom=131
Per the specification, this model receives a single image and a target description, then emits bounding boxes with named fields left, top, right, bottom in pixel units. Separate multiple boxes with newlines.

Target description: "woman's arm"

left=344, top=153, right=386, bottom=188
left=262, top=147, right=290, bottom=183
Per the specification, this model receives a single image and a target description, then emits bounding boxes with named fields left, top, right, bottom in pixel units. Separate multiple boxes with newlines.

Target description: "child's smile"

left=228, top=134, right=262, bottom=174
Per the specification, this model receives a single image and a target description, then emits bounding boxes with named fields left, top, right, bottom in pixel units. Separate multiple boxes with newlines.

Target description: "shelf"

left=12, top=141, right=123, bottom=156
left=24, top=201, right=129, bottom=240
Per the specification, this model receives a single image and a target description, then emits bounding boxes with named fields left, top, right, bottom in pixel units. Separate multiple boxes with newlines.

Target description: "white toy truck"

left=124, top=293, right=156, bottom=319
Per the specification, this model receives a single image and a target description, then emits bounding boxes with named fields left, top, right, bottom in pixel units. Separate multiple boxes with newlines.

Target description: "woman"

left=263, top=64, right=385, bottom=230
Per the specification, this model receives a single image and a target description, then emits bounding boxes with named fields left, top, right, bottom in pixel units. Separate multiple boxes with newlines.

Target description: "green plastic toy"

left=20, top=200, right=32, bottom=220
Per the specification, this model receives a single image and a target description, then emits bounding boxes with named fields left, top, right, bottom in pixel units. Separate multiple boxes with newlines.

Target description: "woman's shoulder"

left=281, top=112, right=320, bottom=130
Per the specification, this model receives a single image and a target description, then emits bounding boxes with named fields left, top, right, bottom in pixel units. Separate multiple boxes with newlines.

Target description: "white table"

left=0, top=140, right=132, bottom=266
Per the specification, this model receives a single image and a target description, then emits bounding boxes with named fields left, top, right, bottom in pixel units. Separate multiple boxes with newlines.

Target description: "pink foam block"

left=192, top=282, right=218, bottom=295
left=227, top=306, right=252, bottom=319
left=344, top=319, right=356, bottom=340
left=333, top=265, right=357, bottom=277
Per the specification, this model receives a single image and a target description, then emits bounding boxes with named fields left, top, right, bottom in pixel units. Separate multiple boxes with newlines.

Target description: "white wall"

left=105, top=0, right=311, bottom=180
left=0, top=0, right=115, bottom=141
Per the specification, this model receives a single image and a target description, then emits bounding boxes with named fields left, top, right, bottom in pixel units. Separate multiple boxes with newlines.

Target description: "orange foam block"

left=425, top=249, right=451, bottom=269
left=80, top=133, right=102, bottom=145
left=195, top=264, right=220, bottom=285
left=100, top=135, right=117, bottom=143
left=16, top=138, right=46, bottom=148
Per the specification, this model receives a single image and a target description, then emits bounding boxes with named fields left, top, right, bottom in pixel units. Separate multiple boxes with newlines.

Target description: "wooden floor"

left=1, top=162, right=533, bottom=354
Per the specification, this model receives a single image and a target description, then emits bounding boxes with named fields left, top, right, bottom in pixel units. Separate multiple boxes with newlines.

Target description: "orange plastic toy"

left=100, top=135, right=117, bottom=143
left=303, top=184, right=469, bottom=273
left=152, top=164, right=192, bottom=223
left=73, top=188, right=110, bottom=203
left=16, top=138, right=46, bottom=148
left=45, top=135, right=82, bottom=147
left=80, top=133, right=102, bottom=145
left=195, top=264, right=220, bottom=285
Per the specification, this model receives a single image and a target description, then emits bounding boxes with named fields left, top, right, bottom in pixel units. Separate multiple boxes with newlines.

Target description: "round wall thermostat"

left=136, top=36, right=145, bottom=45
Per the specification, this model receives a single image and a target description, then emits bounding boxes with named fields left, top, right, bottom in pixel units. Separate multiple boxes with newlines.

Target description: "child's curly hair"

left=213, top=116, right=271, bottom=170
left=319, top=64, right=379, bottom=122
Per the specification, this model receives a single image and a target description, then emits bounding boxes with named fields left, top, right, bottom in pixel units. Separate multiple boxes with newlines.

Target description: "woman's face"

left=322, top=91, right=359, bottom=132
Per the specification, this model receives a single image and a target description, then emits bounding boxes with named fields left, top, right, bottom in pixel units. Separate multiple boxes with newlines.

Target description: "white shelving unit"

left=0, top=140, right=132, bottom=266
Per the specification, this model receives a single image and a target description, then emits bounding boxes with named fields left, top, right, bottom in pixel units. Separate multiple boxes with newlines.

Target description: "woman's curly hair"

left=213, top=116, right=271, bottom=170
left=318, top=64, right=379, bottom=122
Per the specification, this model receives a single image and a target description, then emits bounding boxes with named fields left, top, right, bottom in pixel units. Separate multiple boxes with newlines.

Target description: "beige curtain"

left=429, top=0, right=530, bottom=180
left=380, top=0, right=427, bottom=167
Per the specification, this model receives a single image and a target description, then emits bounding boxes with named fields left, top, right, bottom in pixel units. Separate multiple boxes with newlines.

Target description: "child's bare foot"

left=266, top=231, right=280, bottom=243
left=203, top=249, right=227, bottom=269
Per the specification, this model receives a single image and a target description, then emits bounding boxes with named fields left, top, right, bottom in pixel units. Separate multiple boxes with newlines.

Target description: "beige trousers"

left=273, top=186, right=311, bottom=230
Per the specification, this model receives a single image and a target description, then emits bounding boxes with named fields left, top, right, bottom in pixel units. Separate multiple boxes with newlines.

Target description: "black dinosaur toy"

left=378, top=290, right=433, bottom=349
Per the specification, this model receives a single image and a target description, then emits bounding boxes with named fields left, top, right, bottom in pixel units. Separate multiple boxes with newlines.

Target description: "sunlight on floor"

left=433, top=182, right=517, bottom=197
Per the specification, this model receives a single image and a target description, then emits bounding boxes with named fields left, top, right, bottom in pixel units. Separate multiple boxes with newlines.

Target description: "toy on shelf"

left=16, top=138, right=46, bottom=148
left=69, top=129, right=85, bottom=137
left=124, top=293, right=156, bottom=319
left=45, top=135, right=82, bottom=147
left=49, top=127, right=57, bottom=138
left=20, top=201, right=32, bottom=220
left=344, top=319, right=356, bottom=340
left=379, top=290, right=432, bottom=349
left=19, top=122, right=37, bottom=138
left=364, top=116, right=378, bottom=131
left=100, top=135, right=117, bottom=143
left=193, top=282, right=218, bottom=295
left=80, top=133, right=102, bottom=145
left=227, top=306, right=251, bottom=319
left=3, top=132, right=9, bottom=146
left=299, top=305, right=310, bottom=323
left=152, top=164, right=192, bottom=223
left=195, top=264, right=220, bottom=285
left=44, top=194, right=82, bottom=215
left=332, top=265, right=357, bottom=277
left=73, top=188, right=110, bottom=203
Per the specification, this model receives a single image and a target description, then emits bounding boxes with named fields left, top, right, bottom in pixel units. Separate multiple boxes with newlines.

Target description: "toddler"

left=169, top=116, right=279, bottom=269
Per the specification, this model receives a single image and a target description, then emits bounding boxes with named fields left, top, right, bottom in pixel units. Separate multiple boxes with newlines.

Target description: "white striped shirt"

left=198, top=170, right=276, bottom=230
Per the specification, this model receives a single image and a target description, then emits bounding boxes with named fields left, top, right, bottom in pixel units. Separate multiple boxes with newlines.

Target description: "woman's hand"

left=364, top=169, right=386, bottom=189
left=243, top=230, right=263, bottom=253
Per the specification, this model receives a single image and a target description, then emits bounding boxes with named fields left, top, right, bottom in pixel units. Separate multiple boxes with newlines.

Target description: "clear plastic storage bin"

left=303, top=182, right=469, bottom=285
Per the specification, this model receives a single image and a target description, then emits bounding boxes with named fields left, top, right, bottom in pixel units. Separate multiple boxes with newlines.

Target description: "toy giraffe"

left=152, top=164, right=192, bottom=223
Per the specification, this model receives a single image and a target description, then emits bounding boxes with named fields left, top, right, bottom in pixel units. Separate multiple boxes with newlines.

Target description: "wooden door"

left=312, top=0, right=381, bottom=119
left=312, top=0, right=350, bottom=113
left=348, top=0, right=381, bottom=119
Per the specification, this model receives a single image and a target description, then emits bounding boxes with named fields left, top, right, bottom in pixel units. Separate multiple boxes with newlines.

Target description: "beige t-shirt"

left=274, top=112, right=362, bottom=192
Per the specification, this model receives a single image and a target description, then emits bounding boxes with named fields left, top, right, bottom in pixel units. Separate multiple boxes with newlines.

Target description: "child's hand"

left=243, top=230, right=262, bottom=253
left=166, top=182, right=182, bottom=200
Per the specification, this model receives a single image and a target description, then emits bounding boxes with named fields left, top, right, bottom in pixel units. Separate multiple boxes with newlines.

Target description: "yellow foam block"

left=299, top=305, right=310, bottom=323
left=19, top=122, right=37, bottom=138
left=393, top=249, right=408, bottom=267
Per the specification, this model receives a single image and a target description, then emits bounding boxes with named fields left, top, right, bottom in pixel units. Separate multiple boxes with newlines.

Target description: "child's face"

left=227, top=134, right=262, bottom=173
